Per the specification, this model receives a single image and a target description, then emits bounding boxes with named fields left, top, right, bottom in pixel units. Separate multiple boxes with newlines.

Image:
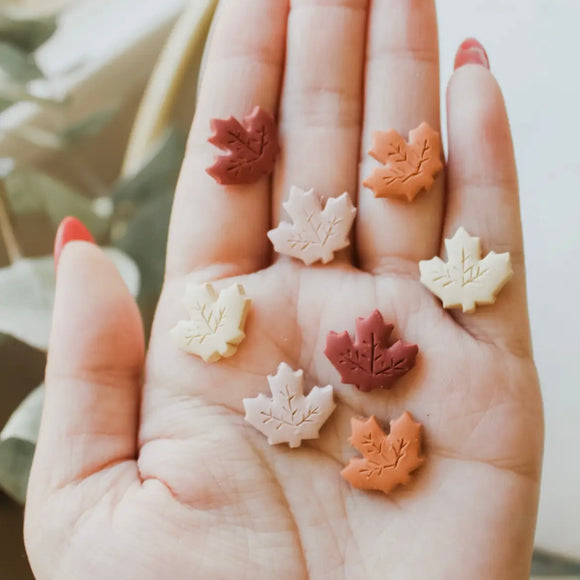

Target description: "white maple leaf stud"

left=243, top=363, right=336, bottom=448
left=419, top=227, right=513, bottom=313
left=267, top=186, right=356, bottom=265
left=171, top=282, right=250, bottom=362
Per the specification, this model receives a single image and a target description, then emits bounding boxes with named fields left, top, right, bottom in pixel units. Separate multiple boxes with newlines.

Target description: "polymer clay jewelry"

left=342, top=412, right=424, bottom=495
left=171, top=282, right=250, bottom=362
left=267, top=186, right=356, bottom=265
left=325, top=310, right=418, bottom=392
left=206, top=106, right=278, bottom=185
left=419, top=227, right=513, bottom=313
left=243, top=362, right=336, bottom=448
left=363, top=122, right=443, bottom=201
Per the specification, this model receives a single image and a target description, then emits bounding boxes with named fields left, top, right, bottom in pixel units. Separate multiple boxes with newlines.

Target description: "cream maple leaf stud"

left=419, top=227, right=513, bottom=313
left=267, top=186, right=356, bottom=265
left=171, top=282, right=250, bottom=362
left=243, top=363, right=336, bottom=448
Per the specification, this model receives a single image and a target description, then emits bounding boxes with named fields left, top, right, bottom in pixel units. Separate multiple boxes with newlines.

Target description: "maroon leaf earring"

left=206, top=106, right=278, bottom=185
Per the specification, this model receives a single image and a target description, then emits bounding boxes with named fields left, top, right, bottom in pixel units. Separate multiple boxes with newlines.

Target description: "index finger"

left=165, top=0, right=289, bottom=278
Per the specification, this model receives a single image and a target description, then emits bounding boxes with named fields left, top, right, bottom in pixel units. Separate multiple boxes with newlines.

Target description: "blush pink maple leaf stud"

left=243, top=363, right=336, bottom=448
left=267, top=186, right=356, bottom=266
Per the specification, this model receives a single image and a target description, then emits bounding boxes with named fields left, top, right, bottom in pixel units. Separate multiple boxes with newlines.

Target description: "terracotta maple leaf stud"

left=419, top=227, right=513, bottom=313
left=171, top=282, right=250, bottom=362
left=363, top=122, right=443, bottom=201
left=267, top=186, right=356, bottom=265
left=342, top=412, right=424, bottom=495
left=325, top=310, right=418, bottom=392
left=206, top=106, right=278, bottom=185
left=243, top=363, right=336, bottom=448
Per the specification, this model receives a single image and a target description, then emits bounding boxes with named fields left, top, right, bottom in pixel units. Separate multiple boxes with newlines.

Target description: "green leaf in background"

left=0, top=95, right=11, bottom=110
left=60, top=107, right=118, bottom=145
left=113, top=128, right=185, bottom=205
left=1, top=384, right=43, bottom=443
left=0, top=249, right=140, bottom=350
left=0, top=40, right=43, bottom=81
left=0, top=437, right=34, bottom=503
left=4, top=124, right=63, bottom=149
left=0, top=257, right=53, bottom=350
left=0, top=384, right=44, bottom=504
left=4, top=170, right=109, bottom=239
left=0, top=78, right=63, bottom=113
left=0, top=12, right=57, bottom=53
left=113, top=129, right=184, bottom=327
left=2, top=109, right=116, bottom=150
left=116, top=194, right=172, bottom=329
left=530, top=551, right=580, bottom=576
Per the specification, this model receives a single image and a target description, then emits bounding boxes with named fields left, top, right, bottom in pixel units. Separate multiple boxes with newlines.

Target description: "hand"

left=24, top=1, right=543, bottom=578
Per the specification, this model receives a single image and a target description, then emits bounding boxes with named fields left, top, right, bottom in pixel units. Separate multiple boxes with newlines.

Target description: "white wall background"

left=437, top=0, right=580, bottom=559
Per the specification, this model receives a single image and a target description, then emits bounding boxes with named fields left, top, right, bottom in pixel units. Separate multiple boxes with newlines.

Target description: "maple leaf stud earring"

left=206, top=106, right=279, bottom=185
left=419, top=227, right=513, bottom=313
left=363, top=122, right=443, bottom=201
left=243, top=363, right=336, bottom=448
left=342, top=412, right=424, bottom=495
left=325, top=310, right=418, bottom=392
left=171, top=282, right=250, bottom=362
left=267, top=186, right=357, bottom=265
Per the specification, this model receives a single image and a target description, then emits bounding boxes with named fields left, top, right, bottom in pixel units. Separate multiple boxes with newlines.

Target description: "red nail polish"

left=454, top=38, right=490, bottom=71
left=54, top=216, right=94, bottom=268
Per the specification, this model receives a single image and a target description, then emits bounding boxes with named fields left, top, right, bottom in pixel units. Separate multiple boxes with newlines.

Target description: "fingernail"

left=54, top=216, right=94, bottom=268
left=454, top=38, right=490, bottom=71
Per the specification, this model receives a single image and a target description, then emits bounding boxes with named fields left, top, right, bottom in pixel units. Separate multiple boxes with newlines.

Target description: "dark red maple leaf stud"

left=324, top=310, right=418, bottom=392
left=206, top=106, right=279, bottom=186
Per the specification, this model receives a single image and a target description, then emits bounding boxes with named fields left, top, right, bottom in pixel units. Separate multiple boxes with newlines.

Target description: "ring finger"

left=357, top=0, right=443, bottom=273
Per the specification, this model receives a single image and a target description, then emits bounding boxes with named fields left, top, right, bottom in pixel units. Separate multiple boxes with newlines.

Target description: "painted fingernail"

left=54, top=216, right=94, bottom=268
left=454, top=38, right=490, bottom=71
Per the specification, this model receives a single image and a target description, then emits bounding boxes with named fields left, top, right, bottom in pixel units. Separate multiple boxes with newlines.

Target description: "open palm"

left=24, top=1, right=543, bottom=579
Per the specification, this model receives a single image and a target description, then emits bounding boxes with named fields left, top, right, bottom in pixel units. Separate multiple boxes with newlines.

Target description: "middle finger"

left=273, top=0, right=368, bottom=263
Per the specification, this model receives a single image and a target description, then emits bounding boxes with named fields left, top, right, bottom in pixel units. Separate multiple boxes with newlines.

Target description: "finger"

left=444, top=55, right=530, bottom=356
left=166, top=0, right=289, bottom=277
left=28, top=241, right=144, bottom=498
left=273, top=0, right=367, bottom=260
left=357, top=0, right=443, bottom=272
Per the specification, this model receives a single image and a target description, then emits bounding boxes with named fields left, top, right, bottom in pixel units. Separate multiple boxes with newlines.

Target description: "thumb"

left=27, top=218, right=144, bottom=502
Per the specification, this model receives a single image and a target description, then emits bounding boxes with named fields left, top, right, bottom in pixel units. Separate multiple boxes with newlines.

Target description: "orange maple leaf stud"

left=342, top=412, right=424, bottom=495
left=363, top=122, right=443, bottom=201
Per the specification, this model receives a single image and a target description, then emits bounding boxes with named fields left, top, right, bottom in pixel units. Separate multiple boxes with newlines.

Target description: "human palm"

left=24, top=1, right=543, bottom=579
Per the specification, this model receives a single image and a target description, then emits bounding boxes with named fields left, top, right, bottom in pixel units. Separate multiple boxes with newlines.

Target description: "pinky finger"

left=443, top=46, right=531, bottom=357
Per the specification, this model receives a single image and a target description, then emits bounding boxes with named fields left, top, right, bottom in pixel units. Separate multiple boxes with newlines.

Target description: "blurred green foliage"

left=0, top=6, right=189, bottom=504
left=0, top=10, right=57, bottom=114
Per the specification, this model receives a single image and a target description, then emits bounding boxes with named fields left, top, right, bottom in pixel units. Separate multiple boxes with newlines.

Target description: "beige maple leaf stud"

left=171, top=282, right=250, bottom=362
left=267, top=186, right=356, bottom=265
left=243, top=363, right=336, bottom=448
left=419, top=227, right=513, bottom=313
